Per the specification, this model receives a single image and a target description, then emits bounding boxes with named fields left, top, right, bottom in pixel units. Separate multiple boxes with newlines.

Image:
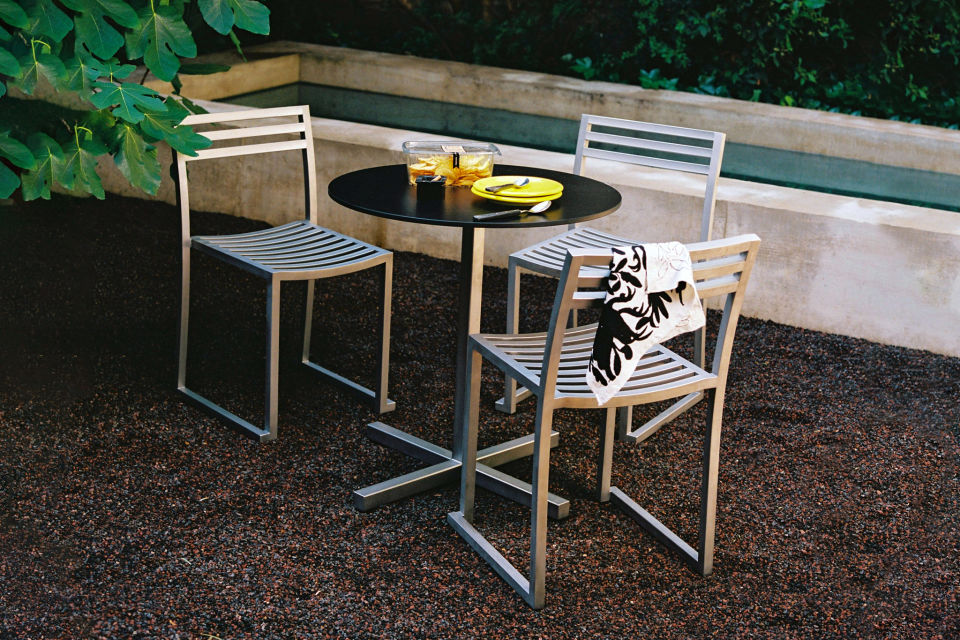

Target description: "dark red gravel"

left=1, top=194, right=958, bottom=639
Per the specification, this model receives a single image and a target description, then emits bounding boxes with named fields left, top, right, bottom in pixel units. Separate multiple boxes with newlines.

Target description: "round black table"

left=329, top=164, right=622, bottom=514
left=328, top=163, right=622, bottom=228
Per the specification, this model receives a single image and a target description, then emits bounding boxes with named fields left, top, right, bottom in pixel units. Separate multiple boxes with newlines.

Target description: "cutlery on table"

left=473, top=199, right=552, bottom=221
left=485, top=177, right=530, bottom=193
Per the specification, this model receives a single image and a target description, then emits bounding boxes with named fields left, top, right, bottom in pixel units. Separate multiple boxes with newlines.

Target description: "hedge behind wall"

left=227, top=0, right=960, bottom=128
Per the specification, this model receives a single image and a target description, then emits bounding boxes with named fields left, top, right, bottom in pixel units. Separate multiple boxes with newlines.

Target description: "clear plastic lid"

left=402, top=141, right=501, bottom=155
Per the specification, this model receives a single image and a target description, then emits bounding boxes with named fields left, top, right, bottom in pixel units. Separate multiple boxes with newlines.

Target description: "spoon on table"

left=473, top=199, right=552, bottom=222
left=485, top=177, right=530, bottom=193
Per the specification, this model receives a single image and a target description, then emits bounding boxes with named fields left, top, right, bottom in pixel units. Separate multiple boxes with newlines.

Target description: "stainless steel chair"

left=449, top=234, right=760, bottom=609
left=173, top=105, right=395, bottom=442
left=499, top=115, right=726, bottom=444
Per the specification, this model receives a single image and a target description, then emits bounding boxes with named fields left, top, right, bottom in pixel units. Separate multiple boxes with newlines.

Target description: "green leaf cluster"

left=0, top=0, right=270, bottom=200
left=292, top=0, right=960, bottom=129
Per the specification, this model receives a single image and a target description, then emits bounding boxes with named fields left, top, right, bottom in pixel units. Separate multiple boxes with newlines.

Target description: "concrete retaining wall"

left=74, top=45, right=960, bottom=358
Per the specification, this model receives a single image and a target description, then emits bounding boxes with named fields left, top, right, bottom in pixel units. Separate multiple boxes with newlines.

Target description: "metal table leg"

left=352, top=227, right=570, bottom=519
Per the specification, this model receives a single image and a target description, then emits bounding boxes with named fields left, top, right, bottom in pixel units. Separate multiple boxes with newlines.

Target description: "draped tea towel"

left=587, top=242, right=705, bottom=404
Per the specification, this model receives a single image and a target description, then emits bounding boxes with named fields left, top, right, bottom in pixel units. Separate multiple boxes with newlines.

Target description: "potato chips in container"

left=402, top=141, right=501, bottom=187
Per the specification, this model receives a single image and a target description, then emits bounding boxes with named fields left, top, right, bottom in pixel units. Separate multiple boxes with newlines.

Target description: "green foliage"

left=0, top=129, right=35, bottom=196
left=0, top=0, right=270, bottom=201
left=279, top=0, right=960, bottom=129
left=20, top=131, right=62, bottom=199
left=198, top=0, right=269, bottom=36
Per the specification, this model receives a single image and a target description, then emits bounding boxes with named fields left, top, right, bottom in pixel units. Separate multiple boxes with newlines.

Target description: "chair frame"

left=449, top=234, right=761, bottom=609
left=174, top=105, right=394, bottom=442
left=499, top=114, right=726, bottom=445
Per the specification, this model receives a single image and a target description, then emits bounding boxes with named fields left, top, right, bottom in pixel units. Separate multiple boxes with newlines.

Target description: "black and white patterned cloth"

left=586, top=242, right=705, bottom=405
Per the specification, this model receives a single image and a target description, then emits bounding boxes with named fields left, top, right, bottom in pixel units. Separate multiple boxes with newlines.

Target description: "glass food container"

left=402, top=141, right=501, bottom=187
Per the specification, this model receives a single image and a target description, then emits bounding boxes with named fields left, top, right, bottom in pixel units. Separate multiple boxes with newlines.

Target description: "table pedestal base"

left=353, top=421, right=570, bottom=520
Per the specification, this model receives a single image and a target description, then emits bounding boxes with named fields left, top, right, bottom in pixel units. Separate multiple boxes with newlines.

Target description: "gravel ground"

left=1, top=194, right=958, bottom=639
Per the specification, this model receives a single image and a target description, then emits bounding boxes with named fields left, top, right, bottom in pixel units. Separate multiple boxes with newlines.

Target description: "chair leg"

left=177, top=249, right=276, bottom=442
left=619, top=392, right=704, bottom=443
left=496, top=260, right=523, bottom=414
left=617, top=328, right=708, bottom=443
left=609, top=387, right=724, bottom=576
left=264, top=278, right=281, bottom=441
left=300, top=263, right=396, bottom=413
left=301, top=279, right=316, bottom=364
left=615, top=405, right=631, bottom=440
left=694, top=325, right=706, bottom=370
left=374, top=258, right=394, bottom=413
left=696, top=387, right=724, bottom=576
left=526, top=398, right=554, bottom=609
left=448, top=381, right=555, bottom=609
left=597, top=408, right=617, bottom=502
left=177, top=244, right=191, bottom=391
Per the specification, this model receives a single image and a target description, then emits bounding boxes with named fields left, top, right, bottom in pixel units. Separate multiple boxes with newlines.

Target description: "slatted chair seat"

left=174, top=105, right=395, bottom=443
left=499, top=115, right=726, bottom=447
left=193, top=220, right=390, bottom=276
left=475, top=326, right=714, bottom=407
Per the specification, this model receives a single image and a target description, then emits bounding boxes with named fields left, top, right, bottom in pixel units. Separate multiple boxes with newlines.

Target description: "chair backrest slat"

left=181, top=105, right=309, bottom=126
left=583, top=130, right=715, bottom=161
left=694, top=275, right=741, bottom=299
left=189, top=139, right=309, bottom=161
left=573, top=113, right=726, bottom=242
left=577, top=114, right=718, bottom=141
left=201, top=122, right=307, bottom=141
left=570, top=290, right=606, bottom=308
left=579, top=146, right=712, bottom=175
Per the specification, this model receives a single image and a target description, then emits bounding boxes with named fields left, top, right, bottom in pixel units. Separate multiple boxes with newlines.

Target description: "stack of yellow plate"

left=471, top=176, right=564, bottom=203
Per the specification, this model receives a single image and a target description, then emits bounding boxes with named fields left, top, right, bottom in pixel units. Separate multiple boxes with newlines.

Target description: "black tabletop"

left=327, top=164, right=621, bottom=228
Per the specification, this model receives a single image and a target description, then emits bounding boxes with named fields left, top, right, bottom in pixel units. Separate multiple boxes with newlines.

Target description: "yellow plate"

left=471, top=185, right=563, bottom=204
left=472, top=175, right=563, bottom=199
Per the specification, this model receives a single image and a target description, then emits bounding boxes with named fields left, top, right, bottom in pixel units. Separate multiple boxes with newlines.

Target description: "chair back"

left=539, top=234, right=761, bottom=400
left=173, top=105, right=318, bottom=241
left=573, top=114, right=725, bottom=241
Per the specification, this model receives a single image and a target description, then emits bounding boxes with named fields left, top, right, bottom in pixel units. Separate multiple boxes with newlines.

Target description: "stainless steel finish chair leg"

left=375, top=258, right=394, bottom=413
left=615, top=405, right=631, bottom=440
left=697, top=388, right=723, bottom=576
left=177, top=243, right=191, bottom=391
left=264, top=279, right=281, bottom=441
left=597, top=408, right=616, bottom=502
left=496, top=260, right=522, bottom=414
left=301, top=279, right=315, bottom=364
left=527, top=399, right=553, bottom=609
left=620, top=392, right=704, bottom=443
left=448, top=396, right=555, bottom=610
left=609, top=388, right=723, bottom=576
left=300, top=264, right=396, bottom=414
left=177, top=246, right=276, bottom=442
left=609, top=486, right=700, bottom=572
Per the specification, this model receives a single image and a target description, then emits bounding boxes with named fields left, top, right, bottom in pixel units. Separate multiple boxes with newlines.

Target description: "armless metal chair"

left=174, top=105, right=395, bottom=442
left=499, top=115, right=726, bottom=444
left=449, top=234, right=760, bottom=609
